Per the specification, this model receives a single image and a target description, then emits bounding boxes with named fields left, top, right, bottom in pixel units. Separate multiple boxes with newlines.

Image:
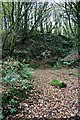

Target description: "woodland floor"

left=11, top=68, right=80, bottom=120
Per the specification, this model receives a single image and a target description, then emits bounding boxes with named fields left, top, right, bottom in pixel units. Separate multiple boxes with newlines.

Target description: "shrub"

left=1, top=58, right=34, bottom=119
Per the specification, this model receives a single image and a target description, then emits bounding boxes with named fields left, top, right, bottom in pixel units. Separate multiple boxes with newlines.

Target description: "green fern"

left=50, top=79, right=67, bottom=88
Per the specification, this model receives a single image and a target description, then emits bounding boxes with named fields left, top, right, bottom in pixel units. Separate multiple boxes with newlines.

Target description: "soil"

left=11, top=68, right=80, bottom=120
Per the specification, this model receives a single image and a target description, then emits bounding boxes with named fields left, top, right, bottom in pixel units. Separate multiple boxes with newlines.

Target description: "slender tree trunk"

left=11, top=2, right=14, bottom=27
left=65, top=2, right=74, bottom=34
left=2, top=3, right=7, bottom=30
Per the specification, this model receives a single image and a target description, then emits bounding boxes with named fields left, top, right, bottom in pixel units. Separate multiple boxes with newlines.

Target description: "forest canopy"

left=1, top=1, right=80, bottom=62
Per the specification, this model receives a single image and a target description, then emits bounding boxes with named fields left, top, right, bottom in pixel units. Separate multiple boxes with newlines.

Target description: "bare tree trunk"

left=2, top=3, right=7, bottom=30
left=64, top=2, right=74, bottom=34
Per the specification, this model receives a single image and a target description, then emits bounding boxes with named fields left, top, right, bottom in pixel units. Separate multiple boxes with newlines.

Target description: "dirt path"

left=13, top=68, right=79, bottom=119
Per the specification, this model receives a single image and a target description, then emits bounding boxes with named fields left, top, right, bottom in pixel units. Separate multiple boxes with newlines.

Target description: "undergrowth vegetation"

left=1, top=58, right=34, bottom=119
left=0, top=1, right=80, bottom=119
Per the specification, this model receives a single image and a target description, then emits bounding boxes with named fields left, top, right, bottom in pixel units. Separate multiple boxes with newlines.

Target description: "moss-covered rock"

left=50, top=79, right=67, bottom=88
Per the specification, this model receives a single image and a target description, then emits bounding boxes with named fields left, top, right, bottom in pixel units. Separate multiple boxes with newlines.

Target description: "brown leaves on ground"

left=15, top=68, right=79, bottom=119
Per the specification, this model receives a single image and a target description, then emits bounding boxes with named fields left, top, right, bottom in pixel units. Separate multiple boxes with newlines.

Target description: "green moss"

left=50, top=79, right=67, bottom=88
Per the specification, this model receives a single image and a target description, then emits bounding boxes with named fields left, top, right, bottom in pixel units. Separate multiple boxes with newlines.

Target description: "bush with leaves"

left=1, top=58, right=34, bottom=119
